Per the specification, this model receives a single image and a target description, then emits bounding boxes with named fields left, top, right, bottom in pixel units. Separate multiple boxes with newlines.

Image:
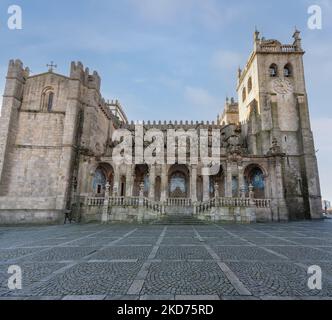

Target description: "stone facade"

left=0, top=31, right=323, bottom=224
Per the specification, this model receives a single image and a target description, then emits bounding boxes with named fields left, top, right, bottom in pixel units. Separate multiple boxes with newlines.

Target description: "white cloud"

left=129, top=0, right=246, bottom=29
left=311, top=117, right=332, bottom=200
left=184, top=86, right=221, bottom=110
left=211, top=50, right=243, bottom=72
left=129, top=0, right=190, bottom=23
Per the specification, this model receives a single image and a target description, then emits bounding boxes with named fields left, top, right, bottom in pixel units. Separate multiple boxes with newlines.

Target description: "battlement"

left=7, top=59, right=30, bottom=82
left=70, top=61, right=101, bottom=90
left=123, top=120, right=225, bottom=131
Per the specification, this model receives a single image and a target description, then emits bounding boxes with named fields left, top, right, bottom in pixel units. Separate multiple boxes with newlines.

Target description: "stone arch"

left=41, top=86, right=55, bottom=112
left=197, top=175, right=203, bottom=202
left=284, top=63, right=293, bottom=77
left=134, top=164, right=149, bottom=197
left=168, top=164, right=190, bottom=198
left=269, top=63, right=278, bottom=77
left=92, top=163, right=114, bottom=196
left=244, top=164, right=267, bottom=199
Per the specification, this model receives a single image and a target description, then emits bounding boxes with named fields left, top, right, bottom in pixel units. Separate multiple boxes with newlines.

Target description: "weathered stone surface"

left=0, top=31, right=322, bottom=224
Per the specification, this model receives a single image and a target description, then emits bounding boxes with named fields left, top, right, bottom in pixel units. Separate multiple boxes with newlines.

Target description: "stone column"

left=297, top=95, right=322, bottom=219
left=56, top=98, right=80, bottom=210
left=160, top=165, right=168, bottom=202
left=214, top=182, right=219, bottom=199
left=149, top=165, right=156, bottom=200
left=125, top=165, right=134, bottom=197
left=190, top=165, right=197, bottom=202
left=274, top=156, right=288, bottom=221
left=139, top=181, right=145, bottom=206
left=203, top=172, right=210, bottom=202
left=113, top=167, right=120, bottom=197
left=225, top=162, right=233, bottom=198
left=102, top=182, right=110, bottom=223
left=238, top=164, right=245, bottom=198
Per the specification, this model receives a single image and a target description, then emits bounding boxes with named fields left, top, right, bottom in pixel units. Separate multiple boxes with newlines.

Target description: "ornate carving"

left=272, top=78, right=293, bottom=94
left=267, top=137, right=283, bottom=156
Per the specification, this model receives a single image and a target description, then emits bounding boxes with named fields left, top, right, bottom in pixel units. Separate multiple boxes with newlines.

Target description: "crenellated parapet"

left=70, top=61, right=101, bottom=91
left=7, top=59, right=30, bottom=83
left=123, top=120, right=224, bottom=131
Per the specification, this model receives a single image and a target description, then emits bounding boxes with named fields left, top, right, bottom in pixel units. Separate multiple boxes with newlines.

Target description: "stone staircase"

left=152, top=215, right=209, bottom=225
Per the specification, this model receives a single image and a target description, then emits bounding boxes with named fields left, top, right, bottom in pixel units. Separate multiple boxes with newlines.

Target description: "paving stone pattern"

left=1, top=221, right=332, bottom=300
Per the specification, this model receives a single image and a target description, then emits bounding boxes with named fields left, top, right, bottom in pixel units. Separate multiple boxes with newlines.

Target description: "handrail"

left=79, top=196, right=271, bottom=212
left=166, top=198, right=192, bottom=207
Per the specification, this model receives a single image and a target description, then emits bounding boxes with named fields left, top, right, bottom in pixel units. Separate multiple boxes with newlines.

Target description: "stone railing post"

left=249, top=184, right=255, bottom=206
left=102, top=182, right=110, bottom=223
left=240, top=185, right=246, bottom=199
left=139, top=181, right=145, bottom=206
left=214, top=182, right=219, bottom=199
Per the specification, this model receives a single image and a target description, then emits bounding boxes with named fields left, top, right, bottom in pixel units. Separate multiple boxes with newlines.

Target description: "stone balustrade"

left=259, top=45, right=297, bottom=53
left=254, top=199, right=271, bottom=208
left=79, top=195, right=271, bottom=219
left=86, top=197, right=104, bottom=207
left=166, top=198, right=192, bottom=207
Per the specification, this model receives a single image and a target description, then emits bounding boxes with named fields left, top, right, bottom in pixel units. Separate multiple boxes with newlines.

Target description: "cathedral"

left=0, top=31, right=323, bottom=224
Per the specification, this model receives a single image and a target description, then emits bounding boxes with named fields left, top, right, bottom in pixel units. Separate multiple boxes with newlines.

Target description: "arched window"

left=41, top=87, right=55, bottom=112
left=92, top=168, right=106, bottom=195
left=47, top=92, right=54, bottom=112
left=244, top=165, right=265, bottom=199
left=269, top=64, right=278, bottom=77
left=242, top=87, right=246, bottom=102
left=170, top=172, right=186, bottom=196
left=248, top=77, right=253, bottom=93
left=120, top=176, right=126, bottom=197
left=284, top=63, right=292, bottom=77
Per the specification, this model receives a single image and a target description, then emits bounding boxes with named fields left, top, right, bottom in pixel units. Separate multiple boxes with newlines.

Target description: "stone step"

left=152, top=215, right=210, bottom=225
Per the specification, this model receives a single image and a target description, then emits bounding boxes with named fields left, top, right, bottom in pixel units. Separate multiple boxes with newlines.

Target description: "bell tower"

left=237, top=30, right=322, bottom=220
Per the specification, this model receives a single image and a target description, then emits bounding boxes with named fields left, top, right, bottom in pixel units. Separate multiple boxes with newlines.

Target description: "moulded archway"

left=244, top=164, right=266, bottom=199
left=168, top=164, right=190, bottom=198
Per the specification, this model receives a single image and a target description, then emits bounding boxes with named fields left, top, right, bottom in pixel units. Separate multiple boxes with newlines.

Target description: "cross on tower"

left=46, top=61, right=57, bottom=73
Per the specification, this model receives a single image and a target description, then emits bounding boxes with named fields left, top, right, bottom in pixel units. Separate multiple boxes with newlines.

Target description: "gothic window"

left=248, top=77, right=253, bottom=93
left=41, top=87, right=55, bottom=112
left=284, top=63, right=292, bottom=77
left=242, top=87, right=246, bottom=102
left=269, top=64, right=278, bottom=77
left=47, top=92, right=54, bottom=112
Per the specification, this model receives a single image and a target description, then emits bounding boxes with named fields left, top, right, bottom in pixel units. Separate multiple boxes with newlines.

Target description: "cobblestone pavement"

left=1, top=220, right=332, bottom=300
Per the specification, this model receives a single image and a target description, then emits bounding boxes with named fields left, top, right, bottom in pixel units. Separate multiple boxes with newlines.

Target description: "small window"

left=248, top=77, right=253, bottom=93
left=269, top=64, right=278, bottom=77
left=47, top=92, right=54, bottom=112
left=41, top=87, right=55, bottom=112
left=242, top=87, right=246, bottom=102
left=284, top=63, right=292, bottom=77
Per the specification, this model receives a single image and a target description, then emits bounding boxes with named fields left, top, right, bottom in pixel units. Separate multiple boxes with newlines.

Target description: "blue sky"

left=0, top=0, right=331, bottom=200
